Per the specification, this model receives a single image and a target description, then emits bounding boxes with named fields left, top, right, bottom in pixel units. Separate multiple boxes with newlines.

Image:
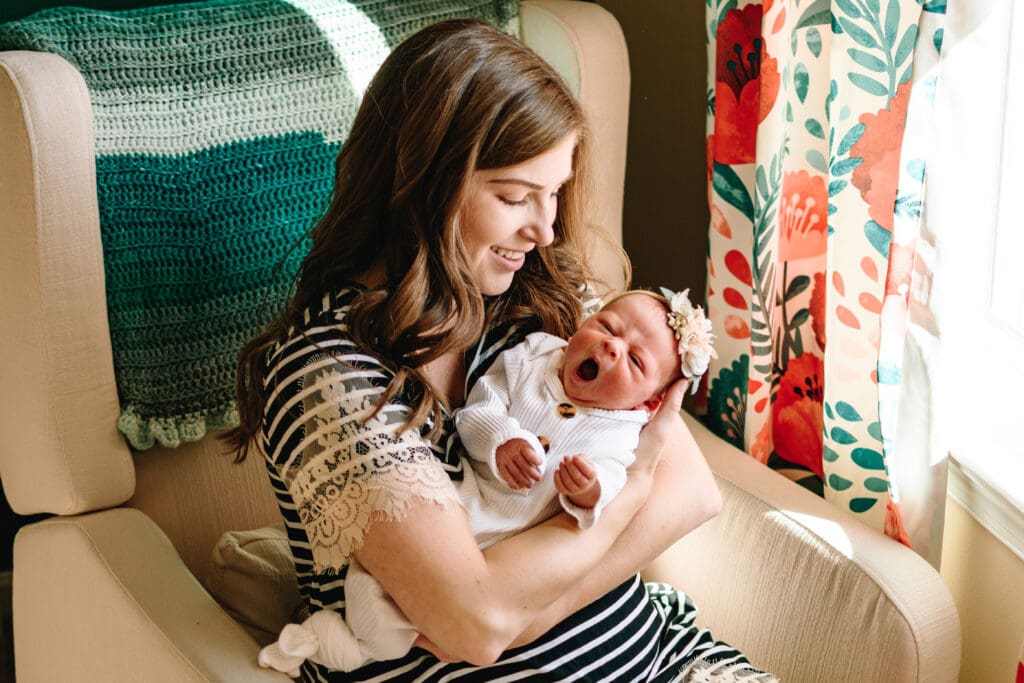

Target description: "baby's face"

left=561, top=294, right=679, bottom=411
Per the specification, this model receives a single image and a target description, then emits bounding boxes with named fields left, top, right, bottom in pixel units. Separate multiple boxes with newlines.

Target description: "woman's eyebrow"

left=487, top=174, right=573, bottom=189
left=487, top=178, right=544, bottom=189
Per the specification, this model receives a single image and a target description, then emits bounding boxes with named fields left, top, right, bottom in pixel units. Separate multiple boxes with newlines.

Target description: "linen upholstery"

left=643, top=413, right=961, bottom=683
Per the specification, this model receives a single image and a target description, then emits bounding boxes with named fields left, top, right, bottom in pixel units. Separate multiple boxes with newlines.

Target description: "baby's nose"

left=603, top=338, right=621, bottom=358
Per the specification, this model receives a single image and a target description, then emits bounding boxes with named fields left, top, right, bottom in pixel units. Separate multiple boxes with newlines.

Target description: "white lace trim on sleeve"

left=284, top=366, right=461, bottom=574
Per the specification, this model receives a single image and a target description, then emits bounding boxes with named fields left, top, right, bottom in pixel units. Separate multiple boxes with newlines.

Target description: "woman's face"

left=458, top=133, right=577, bottom=296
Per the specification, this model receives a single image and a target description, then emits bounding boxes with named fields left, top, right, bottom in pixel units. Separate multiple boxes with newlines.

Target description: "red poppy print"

left=772, top=352, right=825, bottom=479
left=809, top=271, right=827, bottom=351
left=849, top=80, right=912, bottom=232
left=712, top=5, right=780, bottom=164
left=778, top=170, right=828, bottom=261
left=885, top=496, right=912, bottom=547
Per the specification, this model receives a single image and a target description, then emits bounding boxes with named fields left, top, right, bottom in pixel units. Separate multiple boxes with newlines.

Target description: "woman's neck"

left=423, top=351, right=467, bottom=408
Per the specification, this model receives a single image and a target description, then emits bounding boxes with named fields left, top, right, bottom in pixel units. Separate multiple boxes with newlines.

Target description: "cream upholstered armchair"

left=0, top=1, right=958, bottom=681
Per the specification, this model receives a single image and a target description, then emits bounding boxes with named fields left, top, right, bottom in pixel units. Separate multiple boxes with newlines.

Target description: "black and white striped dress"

left=260, top=283, right=774, bottom=682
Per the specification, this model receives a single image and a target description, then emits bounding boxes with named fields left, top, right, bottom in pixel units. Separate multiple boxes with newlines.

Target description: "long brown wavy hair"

left=226, top=19, right=615, bottom=462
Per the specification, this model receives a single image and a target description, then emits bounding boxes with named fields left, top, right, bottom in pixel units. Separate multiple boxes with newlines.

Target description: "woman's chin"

left=476, top=274, right=515, bottom=296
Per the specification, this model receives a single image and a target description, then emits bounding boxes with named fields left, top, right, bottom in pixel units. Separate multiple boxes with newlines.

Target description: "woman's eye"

left=499, top=196, right=528, bottom=206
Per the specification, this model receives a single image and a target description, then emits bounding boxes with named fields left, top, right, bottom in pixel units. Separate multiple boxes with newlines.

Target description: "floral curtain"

left=703, top=0, right=948, bottom=565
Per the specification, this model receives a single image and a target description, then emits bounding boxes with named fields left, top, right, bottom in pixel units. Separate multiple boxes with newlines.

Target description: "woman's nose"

left=522, top=196, right=556, bottom=247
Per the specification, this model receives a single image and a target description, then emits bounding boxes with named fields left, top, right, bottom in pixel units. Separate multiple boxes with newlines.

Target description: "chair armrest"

left=643, top=413, right=961, bottom=683
left=13, top=507, right=287, bottom=682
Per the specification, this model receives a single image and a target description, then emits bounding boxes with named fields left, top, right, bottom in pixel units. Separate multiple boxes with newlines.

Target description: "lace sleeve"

left=280, top=360, right=461, bottom=574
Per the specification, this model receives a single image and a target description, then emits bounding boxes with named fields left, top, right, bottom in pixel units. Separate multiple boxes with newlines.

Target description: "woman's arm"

left=353, top=448, right=658, bottom=665
left=509, top=380, right=723, bottom=647
left=354, top=380, right=701, bottom=665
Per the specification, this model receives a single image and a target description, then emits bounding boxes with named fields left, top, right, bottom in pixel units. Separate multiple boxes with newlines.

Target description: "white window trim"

left=948, top=457, right=1024, bottom=562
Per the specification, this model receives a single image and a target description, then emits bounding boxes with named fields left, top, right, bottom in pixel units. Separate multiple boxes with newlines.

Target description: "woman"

left=229, top=18, right=772, bottom=682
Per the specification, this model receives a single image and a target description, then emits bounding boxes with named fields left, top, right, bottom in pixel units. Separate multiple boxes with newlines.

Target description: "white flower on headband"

left=659, top=287, right=717, bottom=394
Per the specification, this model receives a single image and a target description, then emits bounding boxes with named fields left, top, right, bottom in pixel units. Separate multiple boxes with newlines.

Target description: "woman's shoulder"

left=260, top=283, right=398, bottom=409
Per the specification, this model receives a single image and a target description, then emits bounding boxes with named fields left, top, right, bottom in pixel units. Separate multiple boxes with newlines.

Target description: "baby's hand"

left=495, top=438, right=543, bottom=490
left=555, top=454, right=600, bottom=509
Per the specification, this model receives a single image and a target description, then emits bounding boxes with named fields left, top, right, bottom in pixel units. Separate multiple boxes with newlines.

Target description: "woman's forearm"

left=354, top=461, right=656, bottom=665
left=509, top=429, right=722, bottom=648
left=355, top=382, right=693, bottom=664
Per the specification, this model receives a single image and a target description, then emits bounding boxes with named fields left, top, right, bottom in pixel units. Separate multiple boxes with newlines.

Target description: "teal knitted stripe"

left=0, top=0, right=520, bottom=450
left=97, top=132, right=333, bottom=308
left=97, top=132, right=333, bottom=449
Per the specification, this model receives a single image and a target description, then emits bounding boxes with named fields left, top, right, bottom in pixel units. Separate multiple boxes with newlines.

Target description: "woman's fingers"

left=655, top=378, right=690, bottom=418
left=632, top=379, right=690, bottom=475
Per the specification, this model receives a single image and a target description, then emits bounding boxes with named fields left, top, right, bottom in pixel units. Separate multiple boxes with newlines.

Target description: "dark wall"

left=596, top=1, right=709, bottom=298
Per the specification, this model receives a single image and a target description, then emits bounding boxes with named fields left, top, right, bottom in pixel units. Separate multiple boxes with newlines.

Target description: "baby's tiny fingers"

left=499, top=460, right=524, bottom=489
left=513, top=460, right=537, bottom=489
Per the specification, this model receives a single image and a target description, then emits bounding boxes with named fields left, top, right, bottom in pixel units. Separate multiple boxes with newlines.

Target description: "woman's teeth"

left=492, top=246, right=524, bottom=260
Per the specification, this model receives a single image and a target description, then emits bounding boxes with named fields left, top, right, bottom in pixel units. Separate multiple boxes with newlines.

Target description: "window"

left=930, top=0, right=1024, bottom=558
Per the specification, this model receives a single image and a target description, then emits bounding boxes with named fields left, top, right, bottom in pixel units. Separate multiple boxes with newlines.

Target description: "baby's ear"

left=641, top=395, right=663, bottom=413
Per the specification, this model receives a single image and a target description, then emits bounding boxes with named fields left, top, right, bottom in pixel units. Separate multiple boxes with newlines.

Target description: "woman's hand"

left=630, top=378, right=690, bottom=477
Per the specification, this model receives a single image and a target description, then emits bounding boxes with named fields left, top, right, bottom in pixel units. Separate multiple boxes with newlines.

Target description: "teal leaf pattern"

left=850, top=498, right=878, bottom=513
left=713, top=162, right=755, bottom=222
left=796, top=0, right=832, bottom=29
left=829, top=474, right=854, bottom=491
left=807, top=27, right=823, bottom=57
left=849, top=72, right=889, bottom=96
left=852, top=447, right=886, bottom=470
left=794, top=62, right=810, bottom=103
left=864, top=220, right=891, bottom=258
left=830, top=427, right=858, bottom=444
left=706, top=355, right=750, bottom=450
left=863, top=477, right=889, bottom=493
left=835, top=401, right=862, bottom=421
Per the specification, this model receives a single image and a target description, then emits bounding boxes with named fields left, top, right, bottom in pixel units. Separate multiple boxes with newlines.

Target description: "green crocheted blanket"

left=0, top=0, right=518, bottom=450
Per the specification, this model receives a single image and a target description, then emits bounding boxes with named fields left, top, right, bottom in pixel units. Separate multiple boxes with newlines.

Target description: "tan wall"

left=596, top=1, right=709, bottom=296
left=941, top=497, right=1024, bottom=682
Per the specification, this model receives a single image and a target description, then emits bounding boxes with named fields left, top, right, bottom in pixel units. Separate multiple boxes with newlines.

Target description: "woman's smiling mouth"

left=491, top=246, right=525, bottom=261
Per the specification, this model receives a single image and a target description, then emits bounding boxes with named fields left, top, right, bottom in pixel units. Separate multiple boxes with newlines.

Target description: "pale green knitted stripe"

left=117, top=403, right=238, bottom=451
left=93, top=84, right=358, bottom=154
left=71, top=0, right=518, bottom=155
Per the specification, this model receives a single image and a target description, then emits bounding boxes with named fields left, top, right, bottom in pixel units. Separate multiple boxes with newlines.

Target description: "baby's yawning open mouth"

left=575, top=357, right=598, bottom=381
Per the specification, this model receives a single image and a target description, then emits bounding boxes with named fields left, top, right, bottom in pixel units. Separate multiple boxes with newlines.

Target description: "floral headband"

left=659, top=287, right=717, bottom=394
